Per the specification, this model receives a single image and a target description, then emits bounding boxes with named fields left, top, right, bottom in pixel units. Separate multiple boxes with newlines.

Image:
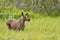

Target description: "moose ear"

left=25, top=13, right=28, bottom=15
left=21, top=12, right=24, bottom=16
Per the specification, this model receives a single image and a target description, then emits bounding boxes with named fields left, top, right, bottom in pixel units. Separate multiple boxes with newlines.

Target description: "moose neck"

left=19, top=16, right=26, bottom=24
left=23, top=17, right=26, bottom=23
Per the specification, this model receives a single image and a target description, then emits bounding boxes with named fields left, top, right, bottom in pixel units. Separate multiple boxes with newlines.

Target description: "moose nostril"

left=28, top=19, right=30, bottom=21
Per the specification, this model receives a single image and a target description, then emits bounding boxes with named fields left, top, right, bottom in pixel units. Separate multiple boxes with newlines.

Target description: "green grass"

left=0, top=17, right=60, bottom=40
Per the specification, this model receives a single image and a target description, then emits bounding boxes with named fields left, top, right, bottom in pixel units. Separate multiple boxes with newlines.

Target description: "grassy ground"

left=0, top=17, right=60, bottom=40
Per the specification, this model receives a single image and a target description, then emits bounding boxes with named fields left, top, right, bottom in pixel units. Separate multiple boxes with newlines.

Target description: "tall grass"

left=0, top=17, right=60, bottom=40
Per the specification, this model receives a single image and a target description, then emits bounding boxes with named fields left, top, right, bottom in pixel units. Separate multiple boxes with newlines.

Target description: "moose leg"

left=21, top=26, right=25, bottom=31
left=22, top=28, right=24, bottom=31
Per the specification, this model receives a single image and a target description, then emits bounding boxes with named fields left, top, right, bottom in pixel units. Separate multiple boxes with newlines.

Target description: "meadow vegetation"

left=0, top=16, right=60, bottom=40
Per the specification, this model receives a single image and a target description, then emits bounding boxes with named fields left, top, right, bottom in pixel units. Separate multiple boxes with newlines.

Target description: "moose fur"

left=6, top=12, right=30, bottom=31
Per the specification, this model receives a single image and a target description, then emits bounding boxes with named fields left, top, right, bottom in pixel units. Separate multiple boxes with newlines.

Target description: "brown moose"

left=6, top=12, right=30, bottom=31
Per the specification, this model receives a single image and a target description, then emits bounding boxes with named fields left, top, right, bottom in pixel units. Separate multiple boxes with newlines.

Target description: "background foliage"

left=0, top=0, right=60, bottom=20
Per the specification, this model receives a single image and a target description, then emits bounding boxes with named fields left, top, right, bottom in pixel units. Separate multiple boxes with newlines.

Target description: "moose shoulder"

left=6, top=12, right=30, bottom=31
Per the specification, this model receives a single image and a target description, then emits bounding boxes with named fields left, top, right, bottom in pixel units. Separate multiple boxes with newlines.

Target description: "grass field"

left=0, top=17, right=60, bottom=40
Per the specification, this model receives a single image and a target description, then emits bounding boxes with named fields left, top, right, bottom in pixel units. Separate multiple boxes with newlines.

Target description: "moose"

left=6, top=12, right=30, bottom=31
